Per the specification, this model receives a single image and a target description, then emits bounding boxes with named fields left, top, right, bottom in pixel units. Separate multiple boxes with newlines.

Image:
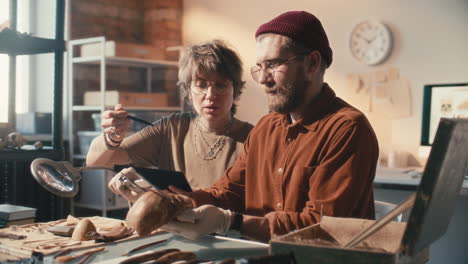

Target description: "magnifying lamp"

left=30, top=158, right=191, bottom=198
left=30, top=158, right=148, bottom=198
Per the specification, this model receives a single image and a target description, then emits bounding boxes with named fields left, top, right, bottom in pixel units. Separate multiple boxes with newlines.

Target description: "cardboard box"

left=270, top=217, right=428, bottom=264
left=271, top=118, right=468, bottom=264
left=84, top=91, right=169, bottom=108
left=80, top=41, right=165, bottom=60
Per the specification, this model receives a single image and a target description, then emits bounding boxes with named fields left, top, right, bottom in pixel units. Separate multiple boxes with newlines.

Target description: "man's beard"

left=267, top=83, right=295, bottom=113
left=267, top=77, right=308, bottom=114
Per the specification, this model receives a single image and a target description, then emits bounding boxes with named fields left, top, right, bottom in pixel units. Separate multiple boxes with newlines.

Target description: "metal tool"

left=121, top=238, right=168, bottom=256
left=55, top=246, right=105, bottom=263
left=126, top=115, right=154, bottom=127
left=116, top=168, right=171, bottom=201
left=111, top=114, right=154, bottom=138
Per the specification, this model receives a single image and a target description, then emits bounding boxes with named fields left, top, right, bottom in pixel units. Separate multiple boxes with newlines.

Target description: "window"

left=0, top=1, right=9, bottom=123
left=0, top=1, right=30, bottom=125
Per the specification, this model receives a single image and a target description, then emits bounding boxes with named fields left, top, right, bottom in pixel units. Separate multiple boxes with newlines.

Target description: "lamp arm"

left=77, top=166, right=115, bottom=173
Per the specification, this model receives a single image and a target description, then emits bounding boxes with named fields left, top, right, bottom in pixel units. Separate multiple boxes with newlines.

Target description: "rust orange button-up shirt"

left=195, top=84, right=379, bottom=237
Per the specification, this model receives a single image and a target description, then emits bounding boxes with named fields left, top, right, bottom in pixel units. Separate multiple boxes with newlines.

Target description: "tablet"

left=113, top=165, right=192, bottom=192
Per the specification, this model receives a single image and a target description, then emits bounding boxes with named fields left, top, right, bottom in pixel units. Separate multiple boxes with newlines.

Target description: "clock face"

left=350, top=20, right=393, bottom=65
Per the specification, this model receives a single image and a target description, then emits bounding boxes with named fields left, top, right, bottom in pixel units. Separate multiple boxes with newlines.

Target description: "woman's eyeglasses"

left=190, top=79, right=232, bottom=96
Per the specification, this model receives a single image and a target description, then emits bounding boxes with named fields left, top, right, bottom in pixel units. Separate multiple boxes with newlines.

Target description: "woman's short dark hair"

left=177, top=39, right=245, bottom=115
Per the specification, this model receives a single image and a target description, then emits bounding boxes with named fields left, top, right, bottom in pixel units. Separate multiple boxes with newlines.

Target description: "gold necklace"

left=192, top=116, right=233, bottom=160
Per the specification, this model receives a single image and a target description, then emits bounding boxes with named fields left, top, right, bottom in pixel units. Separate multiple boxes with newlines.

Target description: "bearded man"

left=123, top=11, right=380, bottom=242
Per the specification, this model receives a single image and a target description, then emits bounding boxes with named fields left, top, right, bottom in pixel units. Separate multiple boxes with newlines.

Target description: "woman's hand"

left=108, top=167, right=146, bottom=203
left=102, top=104, right=131, bottom=142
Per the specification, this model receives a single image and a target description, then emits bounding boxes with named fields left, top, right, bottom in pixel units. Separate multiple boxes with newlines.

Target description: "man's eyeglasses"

left=190, top=79, right=232, bottom=96
left=250, top=54, right=307, bottom=83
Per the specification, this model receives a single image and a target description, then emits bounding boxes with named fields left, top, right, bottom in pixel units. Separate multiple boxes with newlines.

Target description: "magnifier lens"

left=30, top=158, right=81, bottom=197
left=37, top=163, right=74, bottom=192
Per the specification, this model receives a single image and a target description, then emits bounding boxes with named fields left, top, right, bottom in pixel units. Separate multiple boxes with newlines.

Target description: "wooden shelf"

left=0, top=147, right=64, bottom=161
left=72, top=105, right=181, bottom=111
left=72, top=56, right=178, bottom=67
left=67, top=37, right=181, bottom=217
left=0, top=28, right=65, bottom=55
left=22, top=134, right=53, bottom=142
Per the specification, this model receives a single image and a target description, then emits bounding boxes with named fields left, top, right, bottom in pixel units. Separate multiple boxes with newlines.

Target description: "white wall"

left=182, top=0, right=468, bottom=166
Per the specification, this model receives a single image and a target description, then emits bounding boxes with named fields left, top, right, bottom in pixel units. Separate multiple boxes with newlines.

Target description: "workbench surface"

left=42, top=231, right=269, bottom=263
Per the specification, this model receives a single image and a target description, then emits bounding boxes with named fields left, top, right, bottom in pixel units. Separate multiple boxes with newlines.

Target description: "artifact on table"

left=65, top=215, right=80, bottom=225
left=55, top=246, right=105, bottom=263
left=47, top=225, right=75, bottom=237
left=121, top=238, right=168, bottom=256
left=0, top=231, right=27, bottom=240
left=33, top=141, right=44, bottom=149
left=88, top=224, right=134, bottom=242
left=119, top=248, right=180, bottom=264
left=126, top=190, right=192, bottom=236
left=71, top=218, right=97, bottom=241
left=154, top=251, right=197, bottom=263
left=7, top=132, right=26, bottom=148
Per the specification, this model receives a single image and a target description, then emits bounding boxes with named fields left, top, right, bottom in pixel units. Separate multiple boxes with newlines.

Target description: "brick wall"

left=71, top=0, right=145, bottom=43
left=70, top=0, right=182, bottom=107
left=142, top=0, right=182, bottom=61
left=70, top=0, right=182, bottom=59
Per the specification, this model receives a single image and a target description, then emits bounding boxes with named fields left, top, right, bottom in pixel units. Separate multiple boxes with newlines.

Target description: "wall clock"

left=349, top=19, right=393, bottom=65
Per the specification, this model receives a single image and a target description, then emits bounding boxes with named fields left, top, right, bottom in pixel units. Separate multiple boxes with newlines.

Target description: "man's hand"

left=108, top=167, right=146, bottom=203
left=160, top=205, right=233, bottom=240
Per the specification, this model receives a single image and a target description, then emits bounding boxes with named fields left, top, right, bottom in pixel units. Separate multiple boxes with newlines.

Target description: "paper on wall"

left=374, top=70, right=387, bottom=83
left=346, top=73, right=371, bottom=112
left=387, top=67, right=400, bottom=81
left=374, top=78, right=412, bottom=119
left=375, top=83, right=388, bottom=100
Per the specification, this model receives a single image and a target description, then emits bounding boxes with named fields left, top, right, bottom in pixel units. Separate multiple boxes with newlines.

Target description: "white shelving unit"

left=67, top=36, right=181, bottom=216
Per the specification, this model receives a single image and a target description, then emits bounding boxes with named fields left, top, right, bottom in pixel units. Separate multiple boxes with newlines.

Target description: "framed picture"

left=421, top=83, right=468, bottom=145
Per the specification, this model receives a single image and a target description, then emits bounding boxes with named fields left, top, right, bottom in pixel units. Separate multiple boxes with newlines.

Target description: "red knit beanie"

left=255, top=11, right=333, bottom=67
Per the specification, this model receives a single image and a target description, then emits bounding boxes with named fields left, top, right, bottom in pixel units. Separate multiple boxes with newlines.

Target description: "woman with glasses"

left=86, top=40, right=253, bottom=197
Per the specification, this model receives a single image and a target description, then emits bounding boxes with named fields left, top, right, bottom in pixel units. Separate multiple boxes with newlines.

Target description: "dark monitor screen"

left=113, top=165, right=192, bottom=192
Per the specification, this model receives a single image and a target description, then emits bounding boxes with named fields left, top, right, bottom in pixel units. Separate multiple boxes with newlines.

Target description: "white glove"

left=108, top=167, right=147, bottom=203
left=160, top=205, right=233, bottom=240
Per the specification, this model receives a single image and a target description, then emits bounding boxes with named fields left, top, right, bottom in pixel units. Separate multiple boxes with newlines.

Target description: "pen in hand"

left=126, top=115, right=155, bottom=127
left=110, top=114, right=154, bottom=138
